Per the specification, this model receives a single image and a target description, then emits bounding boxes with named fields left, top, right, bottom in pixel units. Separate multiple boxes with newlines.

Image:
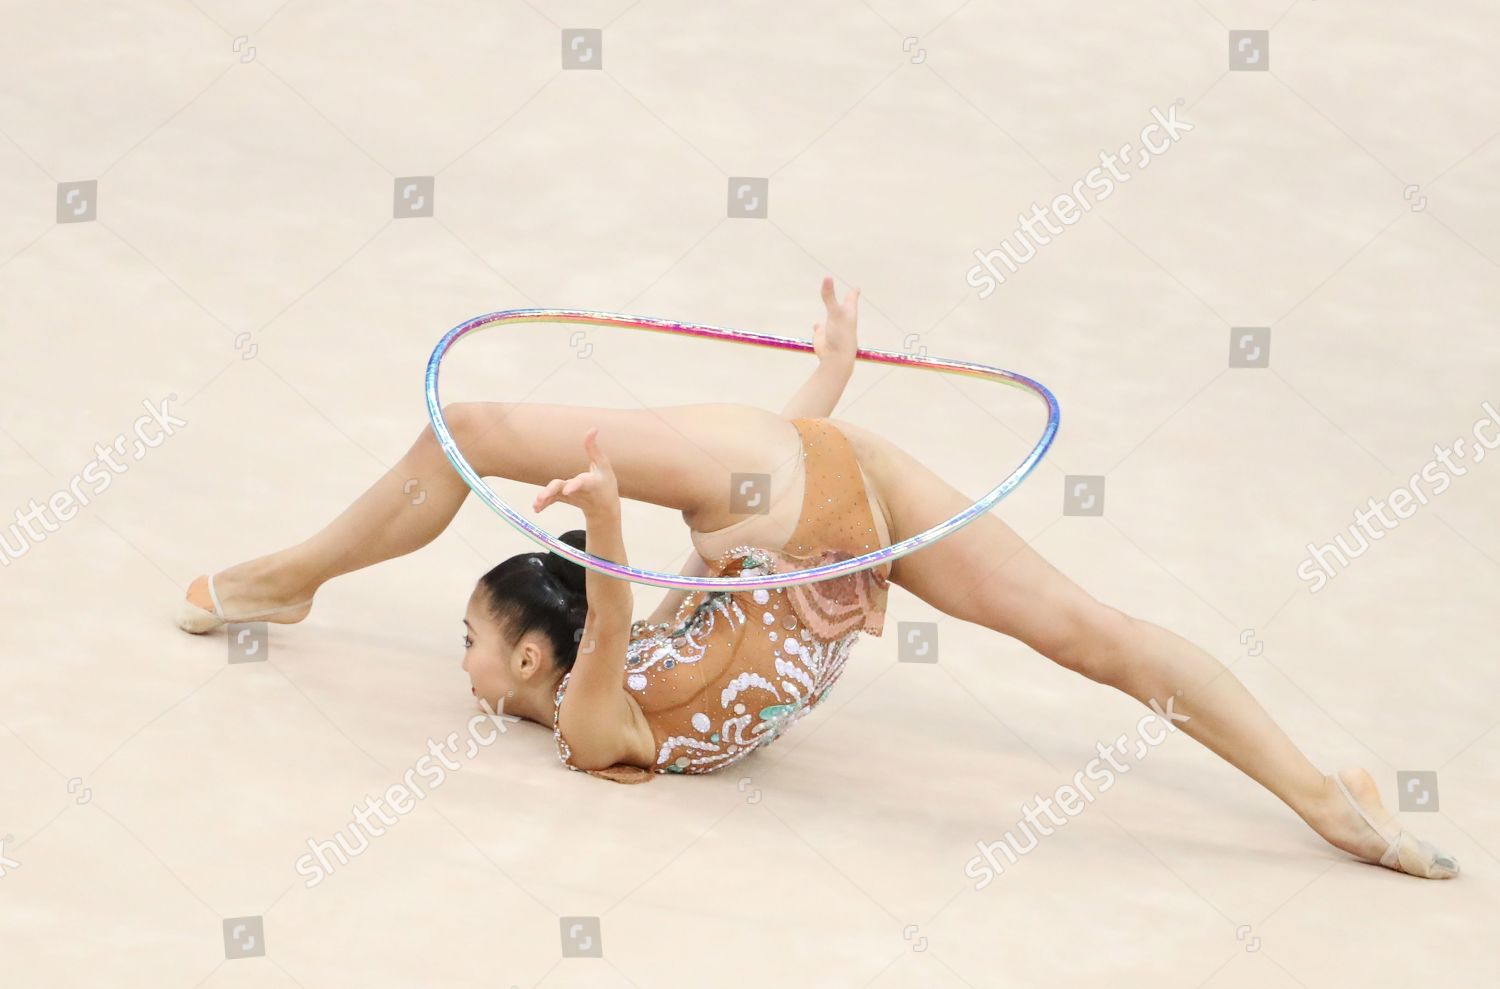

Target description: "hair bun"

left=542, top=528, right=588, bottom=598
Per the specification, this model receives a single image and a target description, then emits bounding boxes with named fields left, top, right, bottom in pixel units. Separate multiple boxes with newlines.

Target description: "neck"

left=509, top=671, right=566, bottom=725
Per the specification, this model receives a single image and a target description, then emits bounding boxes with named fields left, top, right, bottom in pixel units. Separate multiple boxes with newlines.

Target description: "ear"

left=512, top=636, right=546, bottom=678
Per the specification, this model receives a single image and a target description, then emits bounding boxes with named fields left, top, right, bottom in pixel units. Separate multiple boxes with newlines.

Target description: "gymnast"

left=175, top=277, right=1456, bottom=879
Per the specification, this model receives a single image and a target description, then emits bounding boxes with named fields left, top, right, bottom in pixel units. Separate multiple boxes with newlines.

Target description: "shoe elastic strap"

left=208, top=573, right=225, bottom=619
left=1331, top=773, right=1401, bottom=867
left=206, top=573, right=311, bottom=622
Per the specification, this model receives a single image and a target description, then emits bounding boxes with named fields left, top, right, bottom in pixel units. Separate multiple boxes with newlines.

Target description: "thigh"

left=445, top=400, right=800, bottom=529
left=851, top=428, right=1105, bottom=660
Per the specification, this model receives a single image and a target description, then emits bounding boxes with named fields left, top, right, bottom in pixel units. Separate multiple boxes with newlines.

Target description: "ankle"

left=1293, top=771, right=1364, bottom=835
left=1296, top=774, right=1341, bottom=830
left=1303, top=767, right=1395, bottom=843
left=222, top=555, right=321, bottom=603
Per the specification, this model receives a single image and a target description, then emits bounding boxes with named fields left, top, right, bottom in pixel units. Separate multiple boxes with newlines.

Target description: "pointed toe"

left=175, top=599, right=224, bottom=634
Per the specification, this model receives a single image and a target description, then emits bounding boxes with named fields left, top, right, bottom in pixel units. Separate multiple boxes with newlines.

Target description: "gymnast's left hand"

left=532, top=427, right=620, bottom=519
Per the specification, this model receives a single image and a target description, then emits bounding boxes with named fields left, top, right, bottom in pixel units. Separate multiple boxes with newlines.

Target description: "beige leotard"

left=551, top=417, right=892, bottom=783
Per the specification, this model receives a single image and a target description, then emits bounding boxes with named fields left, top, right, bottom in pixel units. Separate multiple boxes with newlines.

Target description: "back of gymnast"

left=176, top=277, right=1456, bottom=880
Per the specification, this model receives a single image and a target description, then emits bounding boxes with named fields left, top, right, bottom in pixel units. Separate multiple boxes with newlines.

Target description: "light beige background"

left=1, top=1, right=1496, bottom=987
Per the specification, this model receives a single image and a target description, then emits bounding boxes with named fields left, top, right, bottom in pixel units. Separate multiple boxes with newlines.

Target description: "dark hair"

left=477, top=529, right=589, bottom=672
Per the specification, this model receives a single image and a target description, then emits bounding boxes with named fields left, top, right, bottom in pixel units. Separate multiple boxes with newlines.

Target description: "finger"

left=534, top=478, right=563, bottom=510
left=583, top=425, right=604, bottom=460
left=583, top=427, right=612, bottom=473
left=820, top=276, right=837, bottom=312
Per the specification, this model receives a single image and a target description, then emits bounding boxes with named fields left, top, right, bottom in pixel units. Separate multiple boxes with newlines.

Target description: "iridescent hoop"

left=425, top=309, right=1059, bottom=592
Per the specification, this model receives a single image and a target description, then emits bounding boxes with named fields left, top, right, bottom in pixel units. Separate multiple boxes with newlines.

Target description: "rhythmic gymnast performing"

left=175, top=277, right=1456, bottom=880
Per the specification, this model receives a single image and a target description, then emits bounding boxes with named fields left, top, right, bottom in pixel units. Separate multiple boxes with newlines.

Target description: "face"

left=461, top=585, right=554, bottom=721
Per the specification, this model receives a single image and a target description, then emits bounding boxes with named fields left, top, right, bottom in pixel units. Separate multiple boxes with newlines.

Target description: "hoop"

left=425, top=309, right=1059, bottom=592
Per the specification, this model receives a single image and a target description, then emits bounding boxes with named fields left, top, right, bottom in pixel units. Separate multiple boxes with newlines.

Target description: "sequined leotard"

left=551, top=417, right=892, bottom=784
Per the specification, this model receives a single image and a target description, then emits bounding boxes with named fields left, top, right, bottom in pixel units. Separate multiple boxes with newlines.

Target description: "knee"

left=423, top=402, right=491, bottom=448
left=1049, top=602, right=1140, bottom=689
left=410, top=403, right=483, bottom=476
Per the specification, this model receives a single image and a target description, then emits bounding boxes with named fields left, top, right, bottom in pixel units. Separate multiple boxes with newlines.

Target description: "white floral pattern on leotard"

left=550, top=417, right=889, bottom=784
left=552, top=545, right=864, bottom=779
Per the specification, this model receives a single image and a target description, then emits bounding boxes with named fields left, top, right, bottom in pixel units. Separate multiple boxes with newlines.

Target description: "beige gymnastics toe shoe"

left=175, top=572, right=314, bottom=634
left=1330, top=769, right=1459, bottom=880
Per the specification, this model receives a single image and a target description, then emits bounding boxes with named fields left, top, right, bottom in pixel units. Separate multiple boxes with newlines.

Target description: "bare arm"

left=571, top=503, right=633, bottom=695
left=780, top=276, right=861, bottom=419
left=780, top=363, right=853, bottom=420
left=532, top=429, right=635, bottom=737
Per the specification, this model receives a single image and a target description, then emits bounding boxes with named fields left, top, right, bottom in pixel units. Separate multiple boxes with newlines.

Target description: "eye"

left=463, top=635, right=474, bottom=649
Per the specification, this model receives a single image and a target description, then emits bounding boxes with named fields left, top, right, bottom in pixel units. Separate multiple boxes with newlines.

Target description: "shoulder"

left=554, top=671, right=652, bottom=773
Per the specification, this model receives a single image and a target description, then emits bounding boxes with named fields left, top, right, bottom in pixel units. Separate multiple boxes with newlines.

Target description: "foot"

left=178, top=562, right=315, bottom=633
left=1308, top=767, right=1459, bottom=879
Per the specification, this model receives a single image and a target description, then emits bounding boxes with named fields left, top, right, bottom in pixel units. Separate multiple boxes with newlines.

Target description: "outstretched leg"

left=856, top=426, right=1456, bottom=877
left=184, top=401, right=800, bottom=619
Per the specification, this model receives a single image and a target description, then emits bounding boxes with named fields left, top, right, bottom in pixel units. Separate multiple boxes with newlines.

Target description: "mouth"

left=471, top=686, right=477, bottom=696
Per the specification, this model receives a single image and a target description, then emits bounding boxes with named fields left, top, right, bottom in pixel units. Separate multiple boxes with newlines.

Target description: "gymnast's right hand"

left=813, top=274, right=860, bottom=368
left=532, top=426, right=620, bottom=519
